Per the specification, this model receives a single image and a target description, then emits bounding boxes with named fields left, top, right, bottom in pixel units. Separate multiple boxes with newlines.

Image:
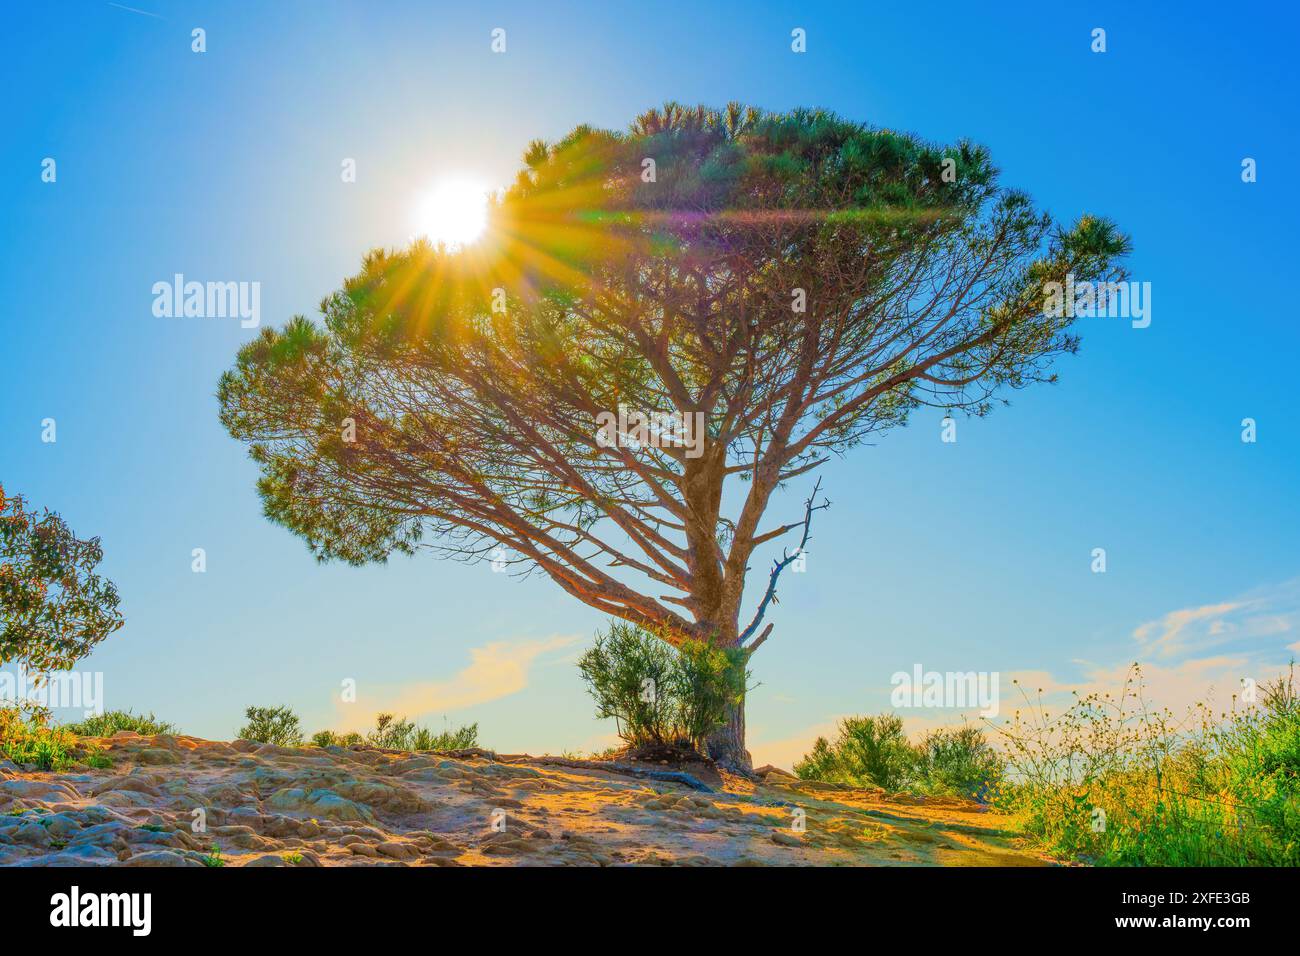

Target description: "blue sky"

left=2, top=1, right=1297, bottom=766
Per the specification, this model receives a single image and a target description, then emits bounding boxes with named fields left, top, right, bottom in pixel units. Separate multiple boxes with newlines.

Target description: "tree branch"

left=738, top=477, right=829, bottom=647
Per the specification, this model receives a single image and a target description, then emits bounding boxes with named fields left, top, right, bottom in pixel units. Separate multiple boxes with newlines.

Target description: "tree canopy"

left=0, top=484, right=124, bottom=672
left=218, top=101, right=1128, bottom=657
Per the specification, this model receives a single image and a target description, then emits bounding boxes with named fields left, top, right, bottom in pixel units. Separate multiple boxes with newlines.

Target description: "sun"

left=412, top=178, right=489, bottom=248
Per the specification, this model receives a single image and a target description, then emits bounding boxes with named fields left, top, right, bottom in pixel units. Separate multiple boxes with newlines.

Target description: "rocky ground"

left=0, top=731, right=1051, bottom=866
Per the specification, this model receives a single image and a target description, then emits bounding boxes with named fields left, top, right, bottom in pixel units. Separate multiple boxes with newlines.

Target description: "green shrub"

left=913, top=726, right=1003, bottom=799
left=577, top=622, right=748, bottom=753
left=310, top=729, right=363, bottom=748
left=792, top=736, right=840, bottom=782
left=578, top=622, right=677, bottom=747
left=795, top=713, right=918, bottom=790
left=362, top=713, right=478, bottom=751
left=309, top=717, right=477, bottom=751
left=794, top=716, right=1002, bottom=798
left=412, top=723, right=478, bottom=751
left=64, top=710, right=176, bottom=737
left=674, top=638, right=750, bottom=747
left=1, top=702, right=81, bottom=771
left=237, top=705, right=303, bottom=746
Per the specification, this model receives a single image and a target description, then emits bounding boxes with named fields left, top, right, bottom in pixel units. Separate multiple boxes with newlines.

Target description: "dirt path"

left=0, top=732, right=1051, bottom=867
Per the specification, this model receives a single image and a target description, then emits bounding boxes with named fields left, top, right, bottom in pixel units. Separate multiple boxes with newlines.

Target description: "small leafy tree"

left=237, top=705, right=303, bottom=746
left=578, top=622, right=747, bottom=754
left=1, top=484, right=123, bottom=672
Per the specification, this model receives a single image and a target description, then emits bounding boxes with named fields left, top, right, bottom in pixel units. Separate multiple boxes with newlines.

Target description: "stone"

left=13, top=844, right=118, bottom=866
left=121, top=849, right=199, bottom=867
left=135, top=749, right=181, bottom=766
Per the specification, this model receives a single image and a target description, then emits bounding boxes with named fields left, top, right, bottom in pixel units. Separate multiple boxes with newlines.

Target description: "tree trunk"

left=705, top=687, right=752, bottom=774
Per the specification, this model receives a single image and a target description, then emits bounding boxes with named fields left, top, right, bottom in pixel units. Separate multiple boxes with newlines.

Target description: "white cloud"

left=1132, top=601, right=1243, bottom=658
left=335, top=635, right=577, bottom=731
left=1131, top=577, right=1300, bottom=660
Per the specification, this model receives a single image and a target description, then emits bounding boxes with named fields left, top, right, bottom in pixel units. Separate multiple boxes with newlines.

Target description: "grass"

left=991, top=664, right=1300, bottom=866
left=310, top=713, right=479, bottom=752
left=63, top=710, right=177, bottom=737
left=1, top=702, right=95, bottom=771
left=793, top=664, right=1300, bottom=866
left=201, top=845, right=225, bottom=868
left=363, top=713, right=479, bottom=751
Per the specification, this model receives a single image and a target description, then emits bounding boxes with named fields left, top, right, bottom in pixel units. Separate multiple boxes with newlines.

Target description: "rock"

left=243, top=854, right=287, bottom=867
left=375, top=842, right=419, bottom=859
left=210, top=825, right=269, bottom=850
left=334, top=780, right=428, bottom=814
left=13, top=844, right=117, bottom=866
left=254, top=743, right=298, bottom=758
left=40, top=813, right=86, bottom=838
left=121, top=849, right=199, bottom=867
left=227, top=806, right=264, bottom=827
left=771, top=830, right=803, bottom=847
left=99, top=790, right=160, bottom=809
left=267, top=787, right=376, bottom=823
left=0, top=778, right=79, bottom=801
left=69, top=820, right=134, bottom=849
left=135, top=749, right=180, bottom=766
left=13, top=822, right=54, bottom=847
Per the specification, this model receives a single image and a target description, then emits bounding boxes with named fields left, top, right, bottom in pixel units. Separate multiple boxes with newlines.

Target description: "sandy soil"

left=0, top=731, right=1051, bottom=867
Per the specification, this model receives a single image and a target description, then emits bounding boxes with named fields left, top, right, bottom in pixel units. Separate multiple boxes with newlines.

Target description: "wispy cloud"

left=1133, top=601, right=1244, bottom=657
left=336, top=635, right=577, bottom=731
left=1131, top=578, right=1299, bottom=659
